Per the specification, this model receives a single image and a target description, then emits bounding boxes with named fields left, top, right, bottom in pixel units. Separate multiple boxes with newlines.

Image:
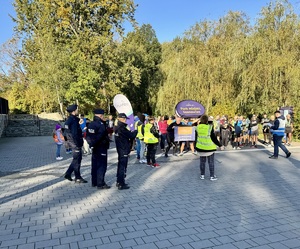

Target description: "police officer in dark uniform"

left=86, top=109, right=111, bottom=189
left=63, top=104, right=87, bottom=183
left=114, top=113, right=137, bottom=190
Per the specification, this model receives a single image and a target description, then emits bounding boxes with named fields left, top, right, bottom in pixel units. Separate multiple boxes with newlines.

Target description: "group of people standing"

left=205, top=113, right=294, bottom=151
left=54, top=105, right=293, bottom=189
left=59, top=105, right=137, bottom=190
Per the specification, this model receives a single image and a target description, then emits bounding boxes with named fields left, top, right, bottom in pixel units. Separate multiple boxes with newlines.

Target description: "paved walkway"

left=0, top=136, right=300, bottom=249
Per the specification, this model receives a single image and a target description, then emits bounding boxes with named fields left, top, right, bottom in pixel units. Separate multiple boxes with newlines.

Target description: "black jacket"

left=64, top=114, right=83, bottom=148
left=114, top=121, right=137, bottom=156
left=167, top=121, right=182, bottom=140
left=86, top=116, right=110, bottom=149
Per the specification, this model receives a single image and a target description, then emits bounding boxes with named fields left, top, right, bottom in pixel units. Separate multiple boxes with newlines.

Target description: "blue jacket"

left=271, top=116, right=285, bottom=137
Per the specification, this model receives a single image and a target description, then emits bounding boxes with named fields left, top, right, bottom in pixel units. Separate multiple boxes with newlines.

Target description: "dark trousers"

left=221, top=130, right=229, bottom=146
left=160, top=134, right=167, bottom=150
left=273, top=135, right=289, bottom=157
left=65, top=148, right=82, bottom=179
left=165, top=135, right=178, bottom=155
left=117, top=154, right=128, bottom=186
left=91, top=147, right=108, bottom=187
left=200, top=154, right=215, bottom=177
left=147, top=143, right=158, bottom=164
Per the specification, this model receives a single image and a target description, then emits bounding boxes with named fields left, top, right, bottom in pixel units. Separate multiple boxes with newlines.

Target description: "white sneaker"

left=139, top=160, right=144, bottom=164
left=233, top=147, right=236, bottom=150
left=210, top=176, right=218, bottom=181
left=237, top=147, right=241, bottom=150
left=178, top=152, right=184, bottom=156
left=192, top=151, right=198, bottom=155
left=56, top=157, right=63, bottom=160
left=200, top=175, right=205, bottom=180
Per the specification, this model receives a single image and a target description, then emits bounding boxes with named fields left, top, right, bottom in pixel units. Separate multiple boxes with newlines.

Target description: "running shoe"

left=269, top=155, right=278, bottom=159
left=152, top=163, right=160, bottom=168
left=210, top=176, right=218, bottom=181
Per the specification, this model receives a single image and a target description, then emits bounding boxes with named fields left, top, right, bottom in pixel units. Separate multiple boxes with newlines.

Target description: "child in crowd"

left=53, top=124, right=64, bottom=160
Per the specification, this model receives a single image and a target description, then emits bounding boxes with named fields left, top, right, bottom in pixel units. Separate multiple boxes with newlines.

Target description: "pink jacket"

left=158, top=120, right=168, bottom=134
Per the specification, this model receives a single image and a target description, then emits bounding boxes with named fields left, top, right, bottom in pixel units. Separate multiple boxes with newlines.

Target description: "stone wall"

left=1, top=113, right=64, bottom=137
left=0, top=114, right=8, bottom=137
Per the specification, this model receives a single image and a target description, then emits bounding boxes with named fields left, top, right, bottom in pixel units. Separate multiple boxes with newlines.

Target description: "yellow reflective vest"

left=144, top=123, right=159, bottom=144
left=196, top=124, right=217, bottom=150
left=136, top=122, right=144, bottom=140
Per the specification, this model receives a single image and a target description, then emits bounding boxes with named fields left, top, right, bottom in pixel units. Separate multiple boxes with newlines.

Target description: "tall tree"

left=12, top=0, right=136, bottom=114
left=121, top=24, right=163, bottom=114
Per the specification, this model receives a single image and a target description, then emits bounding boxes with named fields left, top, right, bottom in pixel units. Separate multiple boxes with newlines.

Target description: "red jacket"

left=158, top=120, right=168, bottom=134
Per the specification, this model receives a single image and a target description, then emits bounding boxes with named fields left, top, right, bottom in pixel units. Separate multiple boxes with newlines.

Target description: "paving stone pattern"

left=0, top=136, right=300, bottom=249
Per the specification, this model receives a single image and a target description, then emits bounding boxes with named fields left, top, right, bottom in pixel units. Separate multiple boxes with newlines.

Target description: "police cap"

left=94, top=109, right=105, bottom=115
left=67, top=104, right=77, bottom=113
left=118, top=113, right=129, bottom=119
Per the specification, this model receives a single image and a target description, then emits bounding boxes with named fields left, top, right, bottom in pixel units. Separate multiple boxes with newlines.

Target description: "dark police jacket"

left=86, top=116, right=110, bottom=149
left=64, top=114, right=83, bottom=148
left=114, top=121, right=137, bottom=156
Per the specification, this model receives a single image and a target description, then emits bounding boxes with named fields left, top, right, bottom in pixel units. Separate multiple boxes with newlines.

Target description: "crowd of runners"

left=147, top=112, right=294, bottom=157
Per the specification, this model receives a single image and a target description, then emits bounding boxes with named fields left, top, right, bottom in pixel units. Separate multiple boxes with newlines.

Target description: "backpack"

left=52, top=129, right=58, bottom=142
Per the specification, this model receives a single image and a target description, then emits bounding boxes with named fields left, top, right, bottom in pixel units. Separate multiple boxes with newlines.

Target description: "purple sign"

left=279, top=106, right=294, bottom=118
left=174, top=126, right=196, bottom=142
left=175, top=100, right=205, bottom=118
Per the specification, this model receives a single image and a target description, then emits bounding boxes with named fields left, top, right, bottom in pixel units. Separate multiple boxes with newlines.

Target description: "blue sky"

left=1, top=0, right=300, bottom=45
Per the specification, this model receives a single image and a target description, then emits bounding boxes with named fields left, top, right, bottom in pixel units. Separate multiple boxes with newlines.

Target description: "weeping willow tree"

left=156, top=0, right=300, bottom=125
left=157, top=11, right=250, bottom=116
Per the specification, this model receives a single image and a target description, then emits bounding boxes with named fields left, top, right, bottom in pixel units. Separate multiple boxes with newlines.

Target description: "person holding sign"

left=114, top=113, right=138, bottom=190
left=196, top=115, right=223, bottom=181
left=165, top=115, right=182, bottom=157
left=178, top=118, right=198, bottom=156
